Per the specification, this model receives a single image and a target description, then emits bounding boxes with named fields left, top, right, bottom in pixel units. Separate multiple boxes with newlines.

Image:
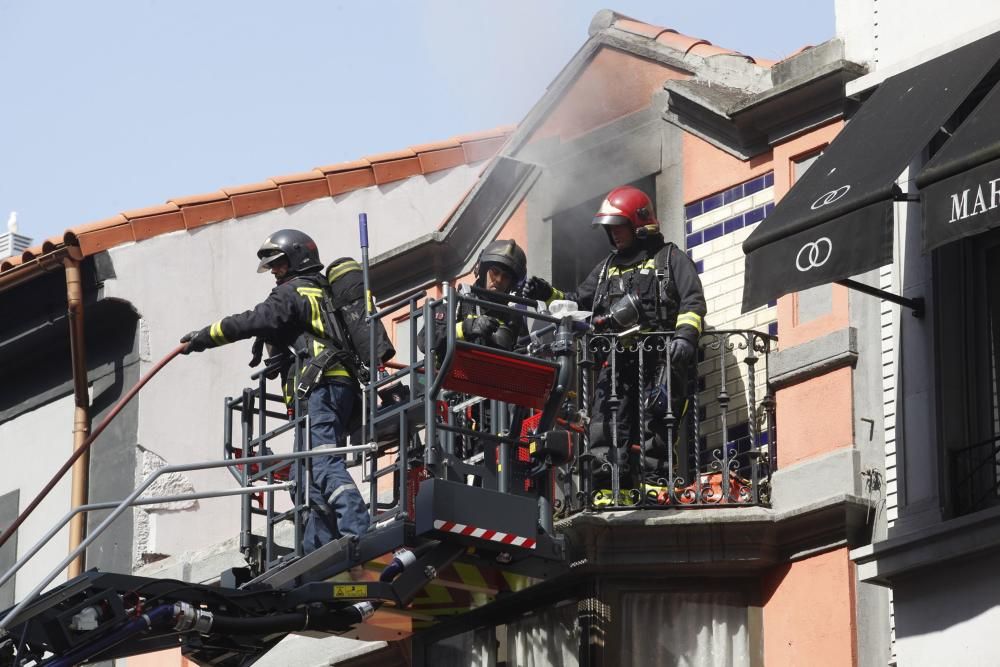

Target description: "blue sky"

left=0, top=1, right=834, bottom=244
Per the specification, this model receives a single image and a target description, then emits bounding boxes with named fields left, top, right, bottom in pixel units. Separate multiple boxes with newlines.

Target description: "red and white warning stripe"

left=433, top=520, right=536, bottom=549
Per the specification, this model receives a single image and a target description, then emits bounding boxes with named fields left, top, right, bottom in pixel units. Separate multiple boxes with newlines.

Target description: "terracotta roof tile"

left=327, top=168, right=376, bottom=197
left=21, top=245, right=42, bottom=262
left=270, top=170, right=327, bottom=186
left=131, top=210, right=186, bottom=242
left=121, top=203, right=180, bottom=220
left=316, top=159, right=371, bottom=174
left=364, top=148, right=417, bottom=164
left=1, top=128, right=514, bottom=284
left=221, top=181, right=279, bottom=196
left=279, top=179, right=332, bottom=207
left=168, top=191, right=230, bottom=207
left=417, top=147, right=466, bottom=174
left=688, top=42, right=736, bottom=58
left=463, top=136, right=508, bottom=164
left=607, top=16, right=769, bottom=66
left=181, top=199, right=236, bottom=229
left=452, top=126, right=515, bottom=143
left=614, top=18, right=669, bottom=40
left=1, top=256, right=22, bottom=271
left=409, top=138, right=462, bottom=153
left=231, top=188, right=284, bottom=218
left=42, top=235, right=64, bottom=253
left=65, top=215, right=135, bottom=256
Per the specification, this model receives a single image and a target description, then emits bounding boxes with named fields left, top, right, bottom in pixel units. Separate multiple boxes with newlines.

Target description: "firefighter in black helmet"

left=419, top=238, right=529, bottom=355
left=180, top=229, right=373, bottom=553
left=524, top=186, right=707, bottom=498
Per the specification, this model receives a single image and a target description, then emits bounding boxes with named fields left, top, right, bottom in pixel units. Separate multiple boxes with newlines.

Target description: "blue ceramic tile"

left=744, top=207, right=765, bottom=225
left=686, top=249, right=693, bottom=258
left=763, top=172, right=774, bottom=187
left=723, top=215, right=744, bottom=234
left=768, top=321, right=778, bottom=337
left=744, top=176, right=765, bottom=195
left=764, top=202, right=775, bottom=216
left=767, top=299, right=777, bottom=308
left=695, top=259, right=704, bottom=274
left=685, top=202, right=702, bottom=219
left=702, top=223, right=724, bottom=242
left=702, top=193, right=725, bottom=213
left=686, top=219, right=692, bottom=234
left=758, top=431, right=769, bottom=446
left=723, top=187, right=739, bottom=204
left=686, top=231, right=703, bottom=248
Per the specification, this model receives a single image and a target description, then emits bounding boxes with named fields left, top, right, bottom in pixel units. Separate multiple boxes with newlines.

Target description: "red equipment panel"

left=441, top=341, right=559, bottom=411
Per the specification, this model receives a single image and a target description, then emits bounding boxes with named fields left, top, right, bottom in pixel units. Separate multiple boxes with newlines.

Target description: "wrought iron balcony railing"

left=554, top=328, right=777, bottom=515
left=950, top=433, right=1000, bottom=516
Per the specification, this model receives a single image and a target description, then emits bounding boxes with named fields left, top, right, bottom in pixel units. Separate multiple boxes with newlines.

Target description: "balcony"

left=553, top=328, right=777, bottom=516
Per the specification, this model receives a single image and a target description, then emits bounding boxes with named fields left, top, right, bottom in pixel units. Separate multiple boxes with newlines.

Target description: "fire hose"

left=0, top=343, right=188, bottom=551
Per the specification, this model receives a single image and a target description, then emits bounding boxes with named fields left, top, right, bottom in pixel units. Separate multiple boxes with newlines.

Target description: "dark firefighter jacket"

left=196, top=270, right=390, bottom=385
left=553, top=236, right=706, bottom=343
left=418, top=285, right=529, bottom=356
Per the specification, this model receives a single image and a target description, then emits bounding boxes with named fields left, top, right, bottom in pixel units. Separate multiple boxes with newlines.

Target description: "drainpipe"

left=64, top=258, right=90, bottom=578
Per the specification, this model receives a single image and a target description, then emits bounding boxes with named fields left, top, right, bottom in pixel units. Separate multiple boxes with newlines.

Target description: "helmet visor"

left=592, top=214, right=631, bottom=228
left=256, top=250, right=286, bottom=273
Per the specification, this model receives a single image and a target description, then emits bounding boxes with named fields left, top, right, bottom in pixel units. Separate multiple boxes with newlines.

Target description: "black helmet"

left=477, top=239, right=527, bottom=283
left=256, top=229, right=322, bottom=274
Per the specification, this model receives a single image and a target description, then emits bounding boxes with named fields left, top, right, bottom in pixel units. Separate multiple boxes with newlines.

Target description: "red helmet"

left=592, top=186, right=659, bottom=233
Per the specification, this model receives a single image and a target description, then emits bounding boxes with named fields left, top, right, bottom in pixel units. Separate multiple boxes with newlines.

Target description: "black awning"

left=917, top=77, right=1000, bottom=251
left=742, top=30, right=1000, bottom=311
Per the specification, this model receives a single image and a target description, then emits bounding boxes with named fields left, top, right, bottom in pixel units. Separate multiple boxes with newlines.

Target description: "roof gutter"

left=0, top=246, right=83, bottom=294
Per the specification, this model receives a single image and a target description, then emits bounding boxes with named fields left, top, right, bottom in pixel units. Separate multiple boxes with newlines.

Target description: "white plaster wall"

left=102, top=165, right=482, bottom=559
left=838, top=0, right=1000, bottom=87
left=893, top=553, right=1000, bottom=666
left=0, top=393, right=74, bottom=599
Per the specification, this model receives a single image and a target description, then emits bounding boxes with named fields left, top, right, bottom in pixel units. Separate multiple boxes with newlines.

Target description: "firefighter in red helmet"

left=524, top=186, right=707, bottom=496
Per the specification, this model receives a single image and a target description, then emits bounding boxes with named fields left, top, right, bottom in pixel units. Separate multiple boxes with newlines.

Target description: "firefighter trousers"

left=299, top=381, right=371, bottom=553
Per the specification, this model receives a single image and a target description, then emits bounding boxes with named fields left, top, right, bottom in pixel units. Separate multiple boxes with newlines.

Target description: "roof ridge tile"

left=1, top=128, right=514, bottom=283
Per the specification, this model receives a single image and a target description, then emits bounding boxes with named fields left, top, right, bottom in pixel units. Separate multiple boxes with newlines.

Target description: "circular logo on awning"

left=811, top=185, right=851, bottom=210
left=796, top=238, right=833, bottom=272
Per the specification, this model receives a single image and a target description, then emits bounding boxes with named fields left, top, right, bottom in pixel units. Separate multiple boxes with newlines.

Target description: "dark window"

left=549, top=176, right=656, bottom=290
left=936, top=228, right=1000, bottom=516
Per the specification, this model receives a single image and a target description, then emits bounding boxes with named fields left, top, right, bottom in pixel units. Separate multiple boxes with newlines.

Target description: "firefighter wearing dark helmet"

left=524, top=186, right=707, bottom=491
left=419, top=239, right=529, bottom=355
left=180, top=229, right=372, bottom=553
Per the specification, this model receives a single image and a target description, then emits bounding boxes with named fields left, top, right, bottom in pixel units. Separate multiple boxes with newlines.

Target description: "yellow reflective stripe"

left=209, top=321, right=228, bottom=345
left=546, top=288, right=565, bottom=305
left=455, top=321, right=466, bottom=340
left=323, top=366, right=351, bottom=377
left=327, top=260, right=361, bottom=282
left=676, top=312, right=703, bottom=334
left=296, top=287, right=324, bottom=336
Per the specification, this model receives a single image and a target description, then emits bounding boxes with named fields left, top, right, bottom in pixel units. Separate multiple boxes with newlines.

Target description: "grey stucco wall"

left=100, top=165, right=483, bottom=559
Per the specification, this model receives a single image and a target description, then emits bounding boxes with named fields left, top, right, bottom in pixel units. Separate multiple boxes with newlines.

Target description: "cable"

left=0, top=343, right=187, bottom=551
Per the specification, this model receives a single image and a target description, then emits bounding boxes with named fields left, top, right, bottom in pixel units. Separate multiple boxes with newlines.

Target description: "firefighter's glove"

left=462, top=315, right=501, bottom=340
left=180, top=329, right=213, bottom=354
left=522, top=276, right=554, bottom=302
left=669, top=337, right=696, bottom=367
left=249, top=337, right=266, bottom=367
